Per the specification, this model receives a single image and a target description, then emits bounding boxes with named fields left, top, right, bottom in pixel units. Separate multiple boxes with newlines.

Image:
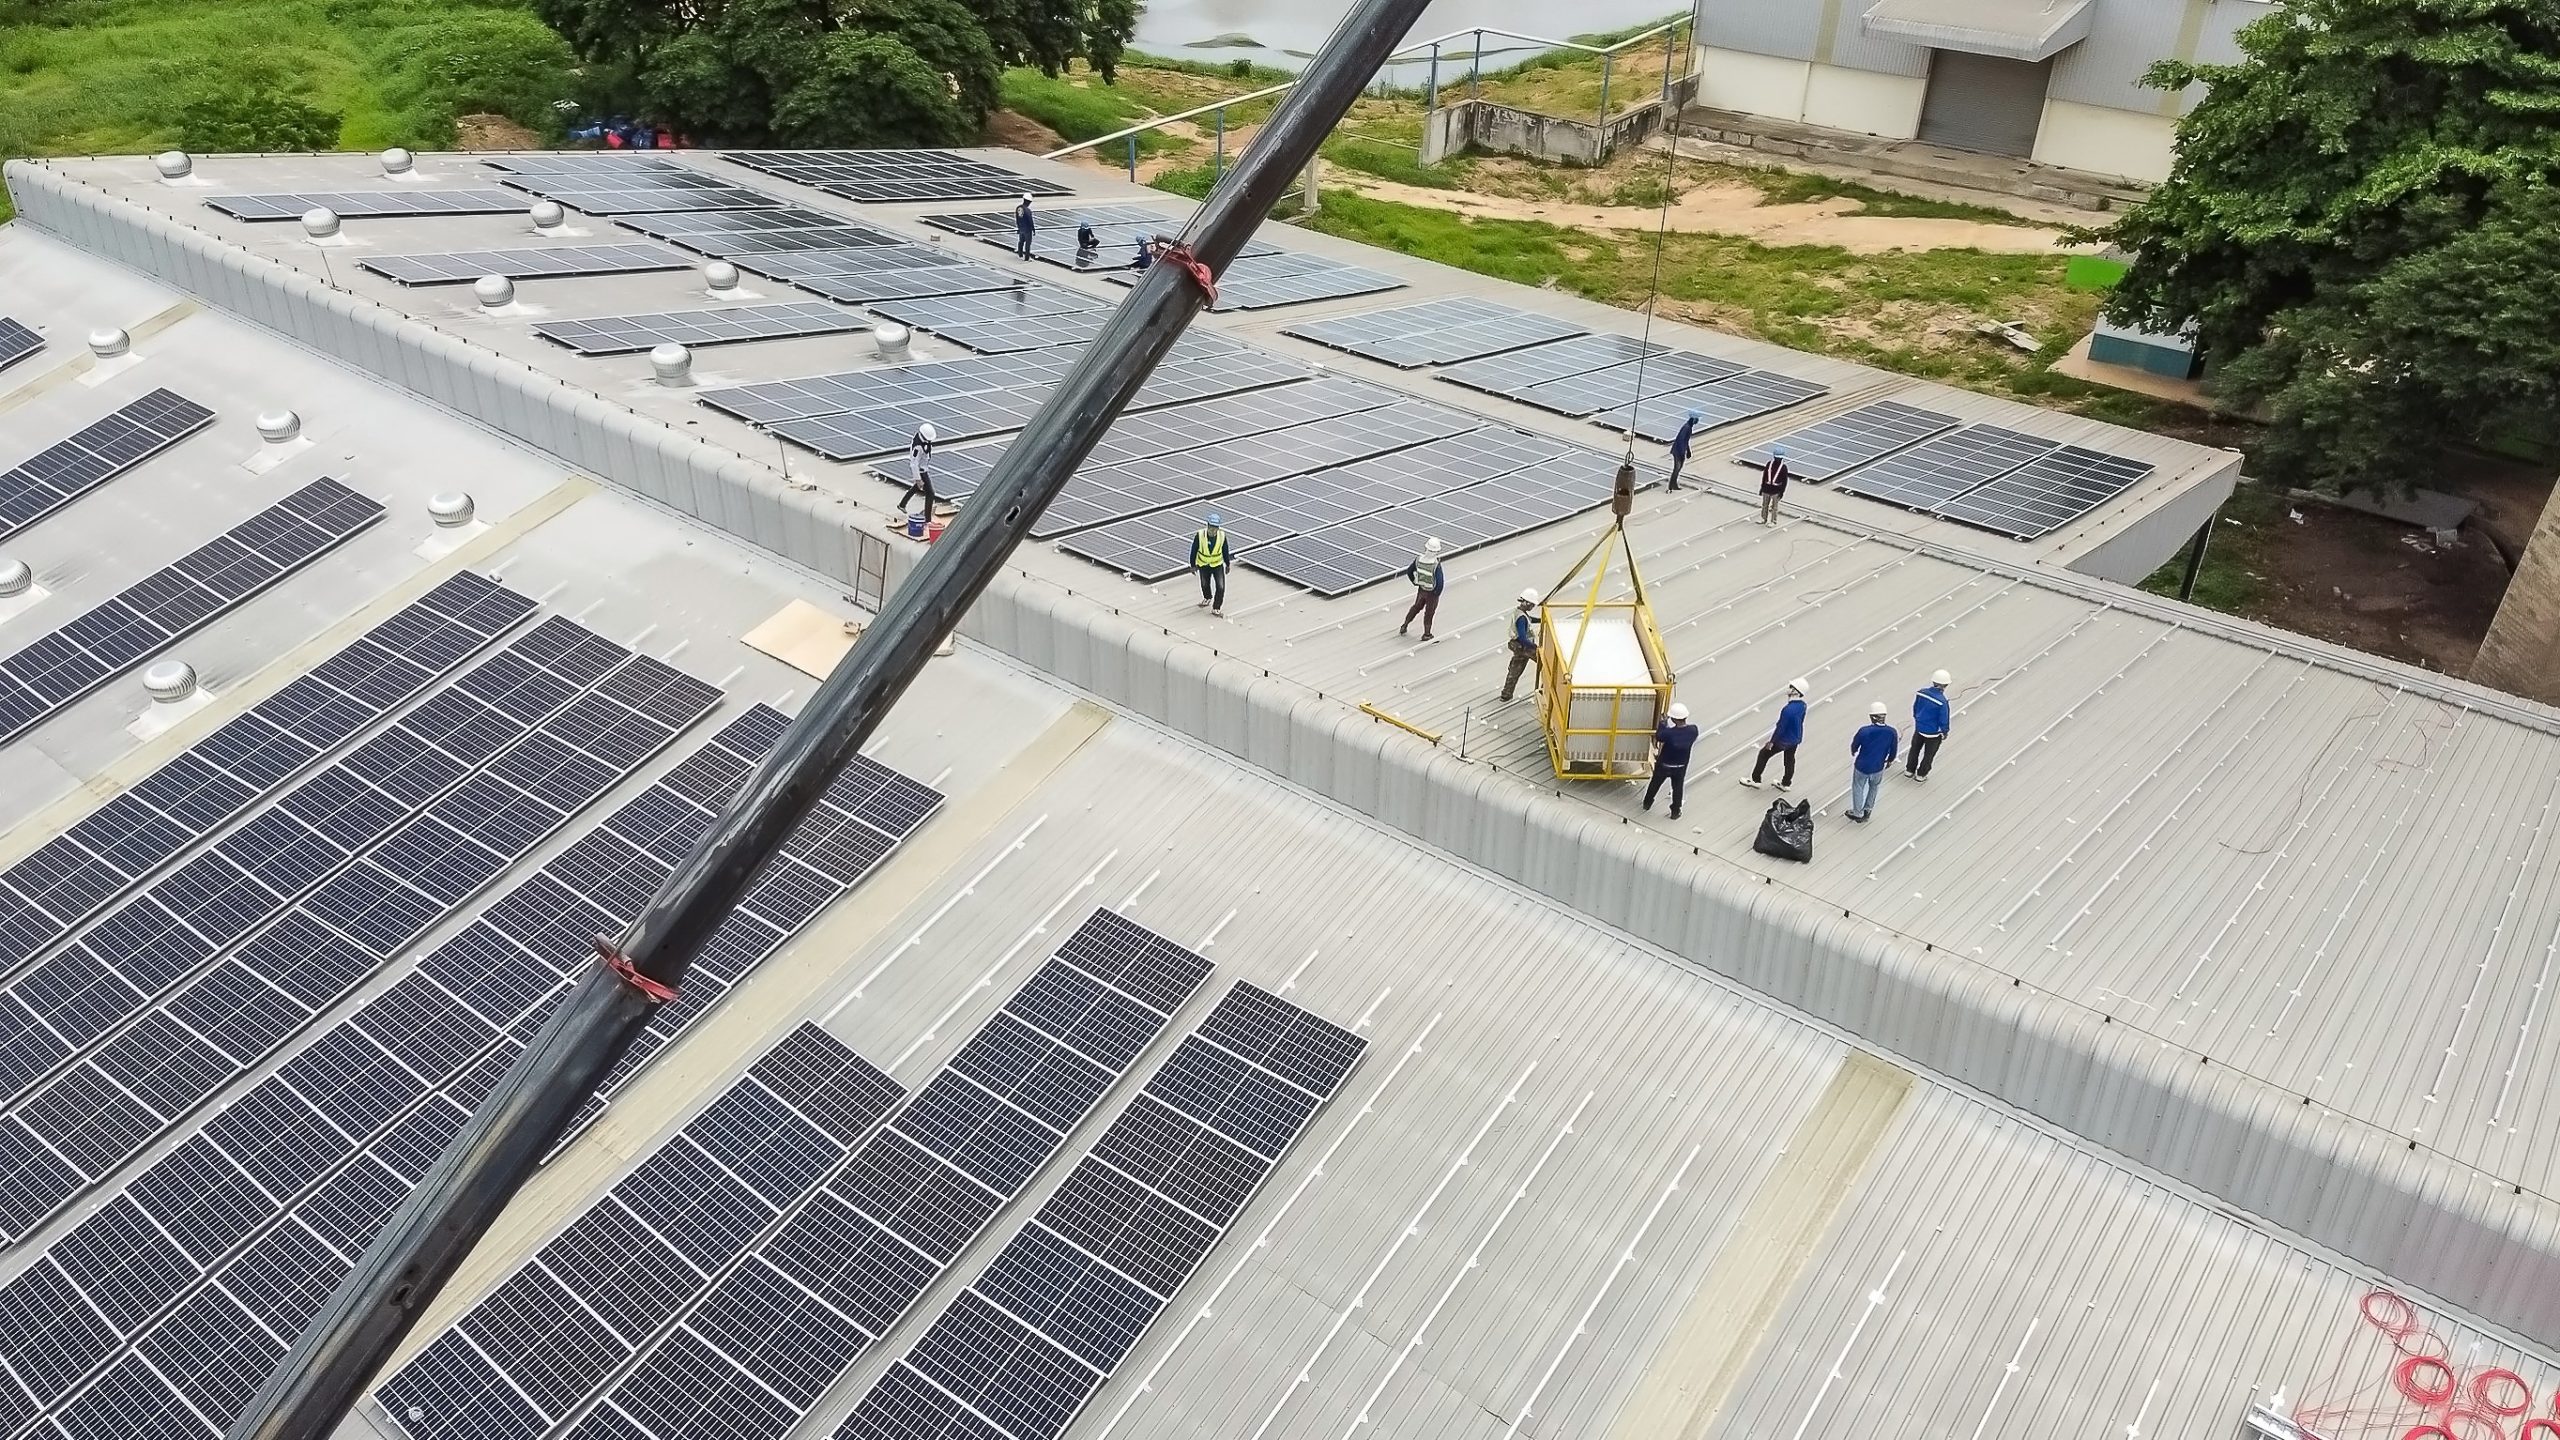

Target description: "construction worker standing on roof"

left=1740, top=679, right=1809, bottom=790
left=1758, top=445, right=1793, bottom=525
left=1014, top=194, right=1036, bottom=259
left=1190, top=512, right=1230, bottom=615
left=1907, top=669, right=1952, bottom=781
left=1667, top=410, right=1701, bottom=491
left=1400, top=538, right=1446, bottom=640
left=890, top=422, right=937, bottom=527
left=1499, top=589, right=1540, bottom=701
left=1643, top=701, right=1699, bottom=819
left=1846, top=700, right=1898, bottom=823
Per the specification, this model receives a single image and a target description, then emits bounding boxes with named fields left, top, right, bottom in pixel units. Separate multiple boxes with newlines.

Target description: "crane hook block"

left=1611, top=458, right=1636, bottom=520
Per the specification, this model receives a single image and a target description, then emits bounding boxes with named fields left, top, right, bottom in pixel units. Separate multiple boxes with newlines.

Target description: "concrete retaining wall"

left=1420, top=79, right=1698, bottom=167
left=18, top=156, right=2560, bottom=1347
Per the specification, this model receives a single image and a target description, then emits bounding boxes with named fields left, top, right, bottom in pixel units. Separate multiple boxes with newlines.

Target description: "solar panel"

left=1285, top=297, right=1587, bottom=367
left=615, top=206, right=881, bottom=239
left=0, top=572, right=534, bottom=976
left=0, top=317, right=48, bottom=372
left=0, top=635, right=717, bottom=1242
left=885, top=309, right=1111, bottom=357
left=374, top=1022, right=902, bottom=1440
left=1834, top=424, right=2062, bottom=512
left=941, top=203, right=1285, bottom=272
left=1104, top=250, right=1405, bottom=311
left=719, top=242, right=963, bottom=279
left=1592, top=369, right=1830, bottom=442
left=1438, top=332, right=1666, bottom=394
left=1458, top=349, right=1744, bottom=417
left=766, top=259, right=1025, bottom=306
left=0, top=387, right=215, bottom=540
left=384, top=910, right=1209, bottom=1440
left=480, top=156, right=692, bottom=177
left=872, top=287, right=1111, bottom=331
left=510, top=184, right=786, bottom=216
left=1927, top=445, right=2155, bottom=539
left=1062, top=426, right=1575, bottom=581
left=358, top=245, right=690, bottom=286
left=204, top=190, right=528, bottom=221
left=1731, top=399, right=1961, bottom=481
left=660, top=226, right=907, bottom=258
left=0, top=479, right=382, bottom=746
left=1024, top=402, right=1483, bottom=540
left=722, top=150, right=1073, bottom=203
left=1245, top=447, right=1651, bottom=596
left=834, top=983, right=1363, bottom=1440
left=0, top=706, right=940, bottom=1437
left=533, top=302, right=865, bottom=356
left=908, top=375, right=1401, bottom=503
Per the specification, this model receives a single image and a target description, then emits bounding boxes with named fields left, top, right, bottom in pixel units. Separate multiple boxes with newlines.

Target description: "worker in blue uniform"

left=1907, top=669, right=1952, bottom=780
left=1643, top=702, right=1699, bottom=819
left=1740, top=679, right=1809, bottom=790
left=1190, top=512, right=1230, bottom=615
left=1666, top=410, right=1701, bottom=490
left=1499, top=589, right=1540, bottom=701
left=1014, top=194, right=1036, bottom=259
left=1846, top=700, right=1899, bottom=822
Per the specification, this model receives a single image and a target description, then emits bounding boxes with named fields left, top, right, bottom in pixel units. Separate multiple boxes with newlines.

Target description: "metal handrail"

left=1042, top=14, right=1693, bottom=159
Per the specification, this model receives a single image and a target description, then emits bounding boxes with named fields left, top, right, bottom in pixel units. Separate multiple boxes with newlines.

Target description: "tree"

left=2100, top=0, right=2560, bottom=491
left=533, top=0, right=1131, bottom=148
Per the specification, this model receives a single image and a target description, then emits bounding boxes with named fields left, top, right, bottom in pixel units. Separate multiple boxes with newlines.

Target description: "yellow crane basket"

left=1536, top=463, right=1673, bottom=780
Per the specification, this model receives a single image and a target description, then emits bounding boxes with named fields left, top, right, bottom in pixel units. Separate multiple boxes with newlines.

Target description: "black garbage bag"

left=1754, top=798, right=1814, bottom=863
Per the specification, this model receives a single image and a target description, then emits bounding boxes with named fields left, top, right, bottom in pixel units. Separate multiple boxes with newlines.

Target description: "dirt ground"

left=2250, top=502, right=2514, bottom=674
left=455, top=114, right=542, bottom=150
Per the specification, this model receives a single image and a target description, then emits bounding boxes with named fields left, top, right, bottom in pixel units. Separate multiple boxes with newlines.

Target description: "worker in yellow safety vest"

left=1190, top=512, right=1230, bottom=615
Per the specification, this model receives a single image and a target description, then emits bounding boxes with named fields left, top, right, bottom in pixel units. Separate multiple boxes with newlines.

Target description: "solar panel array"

left=0, top=317, right=42, bottom=372
left=0, top=570, right=533, bottom=974
left=0, top=635, right=721, bottom=1244
left=0, top=478, right=383, bottom=744
left=533, top=303, right=865, bottom=356
left=1246, top=446, right=1645, bottom=596
left=205, top=190, right=528, bottom=222
left=925, top=203, right=1281, bottom=271
left=1025, top=402, right=1482, bottom=540
left=762, top=256, right=1025, bottom=306
left=384, top=909, right=1213, bottom=1440
left=1063, top=427, right=1575, bottom=582
left=1731, top=400, right=1962, bottom=480
left=491, top=162, right=783, bottom=217
left=359, top=244, right=690, bottom=286
left=867, top=284, right=1115, bottom=355
left=617, top=207, right=897, bottom=244
left=1916, top=444, right=2156, bottom=539
left=0, top=387, right=215, bottom=539
left=1284, top=296, right=1588, bottom=368
left=374, top=1023, right=903, bottom=1440
left=1835, top=424, right=2064, bottom=511
left=1438, top=333, right=1666, bottom=394
left=910, top=375, right=1400, bottom=503
left=723, top=150, right=1073, bottom=203
left=835, top=983, right=1364, bottom=1440
left=1593, top=368, right=1831, bottom=443
left=1106, top=250, right=1406, bottom=312
left=704, top=333, right=1307, bottom=462
left=0, top=705, right=941, bottom=1440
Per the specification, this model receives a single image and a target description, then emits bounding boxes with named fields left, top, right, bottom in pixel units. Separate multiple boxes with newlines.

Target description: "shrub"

left=173, top=87, right=342, bottom=151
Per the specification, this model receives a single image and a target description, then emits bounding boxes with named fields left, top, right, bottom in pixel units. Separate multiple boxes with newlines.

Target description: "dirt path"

left=1330, top=171, right=2080, bottom=255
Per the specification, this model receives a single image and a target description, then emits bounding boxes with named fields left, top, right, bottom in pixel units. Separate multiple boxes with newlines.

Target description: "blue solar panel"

left=835, top=984, right=1365, bottom=1440
left=0, top=479, right=383, bottom=745
left=438, top=911, right=1212, bottom=1440
left=0, top=388, right=213, bottom=539
left=0, top=317, right=42, bottom=373
left=0, top=708, right=941, bottom=1438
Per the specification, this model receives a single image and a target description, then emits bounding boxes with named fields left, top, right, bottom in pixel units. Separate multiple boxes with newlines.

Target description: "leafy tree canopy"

left=172, top=88, right=343, bottom=153
left=536, top=0, right=1130, bottom=148
left=2101, top=0, right=2560, bottom=491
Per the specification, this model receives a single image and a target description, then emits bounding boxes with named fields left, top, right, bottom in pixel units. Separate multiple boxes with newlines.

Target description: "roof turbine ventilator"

left=0, top=558, right=30, bottom=599
left=873, top=322, right=912, bottom=360
left=703, top=261, right=741, bottom=295
left=141, top=659, right=197, bottom=704
left=379, top=147, right=414, bottom=176
left=649, top=344, right=694, bottom=387
left=301, top=207, right=342, bottom=240
left=473, top=275, right=516, bottom=311
left=87, top=327, right=130, bottom=360
left=529, top=200, right=567, bottom=233
left=152, top=151, right=191, bottom=180
left=256, top=410, right=303, bottom=445
left=427, top=492, right=476, bottom=528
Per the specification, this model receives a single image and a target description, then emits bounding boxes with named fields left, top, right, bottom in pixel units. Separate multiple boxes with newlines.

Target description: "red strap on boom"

left=595, top=937, right=677, bottom=1002
left=1159, top=242, right=1219, bottom=307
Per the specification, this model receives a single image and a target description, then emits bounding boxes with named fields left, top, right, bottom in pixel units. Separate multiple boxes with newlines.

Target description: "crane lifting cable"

left=1533, top=118, right=1687, bottom=781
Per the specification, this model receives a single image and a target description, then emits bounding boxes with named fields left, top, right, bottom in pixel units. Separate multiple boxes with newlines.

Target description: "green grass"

left=999, top=68, right=1184, bottom=155
left=1733, top=167, right=2035, bottom=224
left=2142, top=483, right=2278, bottom=613
left=2066, top=254, right=2130, bottom=290
left=1321, top=135, right=1469, bottom=190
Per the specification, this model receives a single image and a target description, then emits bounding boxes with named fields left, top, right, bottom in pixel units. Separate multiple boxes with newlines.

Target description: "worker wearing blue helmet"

left=1189, top=511, right=1230, bottom=615
left=1666, top=409, right=1702, bottom=490
left=1758, top=444, right=1793, bottom=525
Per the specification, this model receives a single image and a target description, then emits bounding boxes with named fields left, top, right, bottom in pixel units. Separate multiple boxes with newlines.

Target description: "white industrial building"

left=1690, top=0, right=2274, bottom=180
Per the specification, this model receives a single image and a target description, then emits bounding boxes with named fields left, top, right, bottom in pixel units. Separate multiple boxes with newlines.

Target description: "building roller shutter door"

left=1916, top=51, right=2053, bottom=157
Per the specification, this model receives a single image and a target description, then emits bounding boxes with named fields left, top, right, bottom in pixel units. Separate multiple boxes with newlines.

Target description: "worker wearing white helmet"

left=891, top=422, right=939, bottom=529
left=1400, top=537, right=1447, bottom=641
left=1499, top=588, right=1541, bottom=701
left=1908, top=669, right=1954, bottom=781
left=1190, top=511, right=1230, bottom=615
left=1014, top=194, right=1037, bottom=259
left=1742, top=678, right=1810, bottom=790
left=1643, top=700, right=1700, bottom=820
left=1847, top=700, right=1900, bottom=823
